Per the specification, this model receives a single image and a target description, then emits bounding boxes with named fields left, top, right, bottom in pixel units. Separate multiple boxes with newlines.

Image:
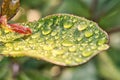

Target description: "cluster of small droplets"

left=0, top=29, right=24, bottom=43
left=0, top=14, right=109, bottom=66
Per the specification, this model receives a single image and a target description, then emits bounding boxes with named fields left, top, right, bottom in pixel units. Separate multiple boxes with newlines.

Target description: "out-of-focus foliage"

left=0, top=0, right=120, bottom=80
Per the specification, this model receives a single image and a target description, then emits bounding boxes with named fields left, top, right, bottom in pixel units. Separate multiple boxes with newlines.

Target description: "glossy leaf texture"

left=0, top=14, right=109, bottom=66
left=1, top=0, right=20, bottom=20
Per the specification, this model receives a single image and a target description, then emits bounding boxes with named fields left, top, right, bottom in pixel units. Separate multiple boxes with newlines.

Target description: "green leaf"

left=0, top=14, right=109, bottom=66
left=97, top=52, right=120, bottom=80
left=56, top=0, right=90, bottom=18
left=60, top=62, right=97, bottom=80
left=98, top=0, right=120, bottom=29
left=0, top=59, right=12, bottom=80
left=25, top=70, right=51, bottom=80
left=0, top=55, right=3, bottom=61
left=0, top=62, right=9, bottom=79
left=17, top=72, right=31, bottom=80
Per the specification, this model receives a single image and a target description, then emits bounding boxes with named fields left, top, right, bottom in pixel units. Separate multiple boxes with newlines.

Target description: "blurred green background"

left=0, top=0, right=120, bottom=80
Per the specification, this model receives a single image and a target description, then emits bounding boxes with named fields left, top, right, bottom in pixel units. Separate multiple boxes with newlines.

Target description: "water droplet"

left=45, top=37, right=49, bottom=40
left=42, top=30, right=51, bottom=35
left=52, top=49, right=64, bottom=55
left=72, top=19, right=77, bottom=23
left=65, top=60, right=72, bottom=64
left=88, top=37, right=92, bottom=42
left=62, top=40, right=74, bottom=47
left=98, top=38, right=107, bottom=45
left=5, top=47, right=13, bottom=51
left=78, top=24, right=87, bottom=31
left=22, top=46, right=29, bottom=50
left=63, top=21, right=73, bottom=29
left=28, top=40, right=34, bottom=44
left=85, top=31, right=93, bottom=37
left=14, top=47, right=20, bottom=51
left=43, top=45, right=54, bottom=50
left=79, top=47, right=84, bottom=51
left=41, top=26, right=52, bottom=35
left=48, top=19, right=53, bottom=26
left=51, top=31, right=57, bottom=36
left=81, top=43, right=87, bottom=47
left=62, top=31, right=66, bottom=34
left=37, top=21, right=44, bottom=29
left=89, top=23, right=94, bottom=27
left=37, top=38, right=43, bottom=43
left=69, top=46, right=76, bottom=52
left=82, top=51, right=92, bottom=57
left=98, top=44, right=109, bottom=50
left=62, top=55, right=67, bottom=59
left=4, top=29, right=11, bottom=34
left=46, top=39, right=54, bottom=45
left=55, top=19, right=59, bottom=25
left=62, top=35, right=66, bottom=39
left=91, top=45, right=97, bottom=49
left=75, top=58, right=83, bottom=62
left=72, top=52, right=77, bottom=56
left=77, top=37, right=82, bottom=41
left=95, top=30, right=99, bottom=34
left=55, top=36, right=59, bottom=40
left=95, top=35, right=99, bottom=38
left=31, top=33, right=39, bottom=39
left=44, top=51, right=49, bottom=57
left=5, top=43, right=12, bottom=47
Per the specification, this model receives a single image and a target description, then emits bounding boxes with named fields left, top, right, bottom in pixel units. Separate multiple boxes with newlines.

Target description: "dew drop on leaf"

left=78, top=24, right=87, bottom=31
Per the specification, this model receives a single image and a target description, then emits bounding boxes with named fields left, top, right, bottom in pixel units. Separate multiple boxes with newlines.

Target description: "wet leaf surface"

left=0, top=14, right=109, bottom=66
